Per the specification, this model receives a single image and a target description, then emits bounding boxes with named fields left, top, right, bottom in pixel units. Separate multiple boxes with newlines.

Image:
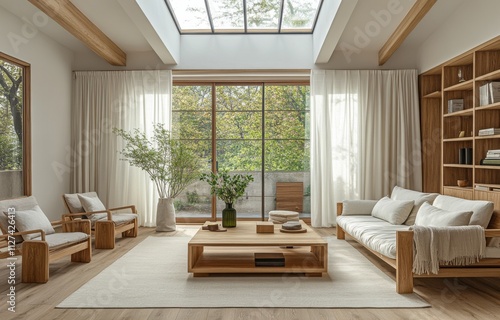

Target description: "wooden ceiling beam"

left=28, top=0, right=126, bottom=66
left=378, top=0, right=436, bottom=66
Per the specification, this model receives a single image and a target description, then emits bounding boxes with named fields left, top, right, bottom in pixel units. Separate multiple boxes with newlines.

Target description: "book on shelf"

left=478, top=128, right=500, bottom=136
left=480, top=158, right=500, bottom=165
left=489, top=82, right=500, bottom=103
left=479, top=82, right=500, bottom=106
left=447, top=99, right=464, bottom=113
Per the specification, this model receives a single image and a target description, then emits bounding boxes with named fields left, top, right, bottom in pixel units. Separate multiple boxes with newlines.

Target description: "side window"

left=0, top=52, right=31, bottom=199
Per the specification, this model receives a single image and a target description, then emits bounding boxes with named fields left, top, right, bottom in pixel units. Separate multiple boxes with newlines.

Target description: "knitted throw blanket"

left=410, top=225, right=486, bottom=275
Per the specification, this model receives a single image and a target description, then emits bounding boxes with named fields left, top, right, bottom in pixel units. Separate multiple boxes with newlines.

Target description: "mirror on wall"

left=0, top=52, right=31, bottom=200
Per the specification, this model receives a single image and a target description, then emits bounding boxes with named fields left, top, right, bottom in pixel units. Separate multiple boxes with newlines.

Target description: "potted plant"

left=113, top=124, right=201, bottom=232
left=200, top=170, right=254, bottom=227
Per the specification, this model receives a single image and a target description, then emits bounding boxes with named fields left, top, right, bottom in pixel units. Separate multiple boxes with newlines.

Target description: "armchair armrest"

left=108, top=205, right=137, bottom=213
left=0, top=229, right=46, bottom=241
left=80, top=209, right=113, bottom=220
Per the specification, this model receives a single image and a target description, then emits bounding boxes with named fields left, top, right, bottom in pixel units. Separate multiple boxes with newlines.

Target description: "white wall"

left=0, top=7, right=73, bottom=220
left=418, top=0, right=500, bottom=72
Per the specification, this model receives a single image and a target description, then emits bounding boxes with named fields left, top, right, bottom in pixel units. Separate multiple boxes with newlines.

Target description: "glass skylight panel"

left=208, top=0, right=244, bottom=32
left=167, top=0, right=211, bottom=32
left=281, top=0, right=321, bottom=32
left=165, top=0, right=323, bottom=34
left=246, top=0, right=281, bottom=32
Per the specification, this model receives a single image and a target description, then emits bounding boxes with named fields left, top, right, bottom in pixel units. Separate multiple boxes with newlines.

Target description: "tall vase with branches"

left=114, top=124, right=201, bottom=231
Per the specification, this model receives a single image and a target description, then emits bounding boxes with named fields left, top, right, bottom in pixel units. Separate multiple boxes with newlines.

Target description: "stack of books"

left=480, top=149, right=500, bottom=165
left=479, top=82, right=500, bottom=106
left=478, top=128, right=500, bottom=136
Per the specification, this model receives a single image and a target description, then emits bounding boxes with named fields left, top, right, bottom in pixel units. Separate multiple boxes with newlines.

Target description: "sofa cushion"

left=337, top=215, right=411, bottom=259
left=5, top=205, right=56, bottom=241
left=371, top=197, right=414, bottom=225
left=342, top=200, right=378, bottom=216
left=415, top=202, right=473, bottom=227
left=433, top=195, right=494, bottom=228
left=390, top=186, right=439, bottom=225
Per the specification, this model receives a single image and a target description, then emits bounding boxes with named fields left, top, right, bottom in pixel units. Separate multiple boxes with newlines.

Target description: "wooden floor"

left=1, top=226, right=499, bottom=320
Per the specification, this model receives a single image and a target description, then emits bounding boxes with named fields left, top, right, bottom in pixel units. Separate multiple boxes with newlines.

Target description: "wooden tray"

left=279, top=228, right=307, bottom=233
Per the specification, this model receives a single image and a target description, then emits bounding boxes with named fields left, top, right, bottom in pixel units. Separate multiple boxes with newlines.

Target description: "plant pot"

left=222, top=202, right=236, bottom=228
left=156, top=198, right=176, bottom=232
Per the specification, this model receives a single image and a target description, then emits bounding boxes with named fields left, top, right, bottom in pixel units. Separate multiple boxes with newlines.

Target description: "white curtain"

left=310, top=70, right=422, bottom=227
left=71, top=70, right=172, bottom=227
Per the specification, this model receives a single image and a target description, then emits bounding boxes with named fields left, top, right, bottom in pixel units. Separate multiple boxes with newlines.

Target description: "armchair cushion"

left=110, top=213, right=138, bottom=226
left=415, top=202, right=473, bottom=227
left=64, top=192, right=98, bottom=213
left=5, top=205, right=55, bottom=241
left=371, top=196, right=414, bottom=225
left=30, top=232, right=89, bottom=250
left=0, top=196, right=39, bottom=242
left=77, top=193, right=108, bottom=222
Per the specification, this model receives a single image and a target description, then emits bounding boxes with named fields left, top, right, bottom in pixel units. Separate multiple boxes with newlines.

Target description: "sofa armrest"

left=485, top=229, right=500, bottom=237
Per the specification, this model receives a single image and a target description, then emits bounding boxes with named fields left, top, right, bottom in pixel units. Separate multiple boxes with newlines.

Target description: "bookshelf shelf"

left=443, top=109, right=473, bottom=117
left=443, top=79, right=473, bottom=92
left=475, top=134, right=500, bottom=140
left=443, top=164, right=473, bottom=168
left=475, top=69, right=500, bottom=81
left=475, top=102, right=500, bottom=111
left=423, top=91, right=441, bottom=99
left=443, top=137, right=473, bottom=142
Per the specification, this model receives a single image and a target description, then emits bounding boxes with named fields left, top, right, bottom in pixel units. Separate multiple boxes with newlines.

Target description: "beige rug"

left=57, top=227, right=429, bottom=308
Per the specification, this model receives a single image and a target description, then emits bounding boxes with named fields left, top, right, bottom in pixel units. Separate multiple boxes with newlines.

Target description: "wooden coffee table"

left=187, top=221, right=328, bottom=277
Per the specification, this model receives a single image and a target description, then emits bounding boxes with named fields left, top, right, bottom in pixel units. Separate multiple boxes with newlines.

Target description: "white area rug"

left=57, top=227, right=429, bottom=308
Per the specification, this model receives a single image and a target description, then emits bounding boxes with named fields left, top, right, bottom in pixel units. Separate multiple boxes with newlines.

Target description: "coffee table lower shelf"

left=188, top=246, right=327, bottom=277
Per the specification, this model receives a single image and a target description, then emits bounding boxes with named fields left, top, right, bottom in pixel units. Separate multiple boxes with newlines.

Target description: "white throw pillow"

left=342, top=200, right=378, bottom=216
left=4, top=205, right=55, bottom=241
left=432, top=195, right=494, bottom=228
left=371, top=197, right=414, bottom=225
left=415, top=202, right=473, bottom=227
left=77, top=194, right=108, bottom=222
left=390, top=186, right=439, bottom=225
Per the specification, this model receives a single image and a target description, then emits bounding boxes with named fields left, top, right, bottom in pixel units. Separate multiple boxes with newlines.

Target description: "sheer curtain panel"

left=310, top=70, right=422, bottom=227
left=71, top=70, right=172, bottom=227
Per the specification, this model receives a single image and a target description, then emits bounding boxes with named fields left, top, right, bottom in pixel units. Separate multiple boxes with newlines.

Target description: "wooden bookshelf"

left=420, top=35, right=500, bottom=209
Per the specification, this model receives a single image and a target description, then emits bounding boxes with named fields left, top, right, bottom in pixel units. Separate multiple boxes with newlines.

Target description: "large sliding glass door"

left=215, top=85, right=263, bottom=218
left=172, top=82, right=310, bottom=221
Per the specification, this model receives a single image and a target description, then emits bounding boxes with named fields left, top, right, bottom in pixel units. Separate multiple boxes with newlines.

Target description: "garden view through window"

left=0, top=53, right=29, bottom=200
left=172, top=83, right=310, bottom=220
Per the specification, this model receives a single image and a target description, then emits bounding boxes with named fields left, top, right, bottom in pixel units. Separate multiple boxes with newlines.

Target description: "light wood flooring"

left=1, top=226, right=499, bottom=320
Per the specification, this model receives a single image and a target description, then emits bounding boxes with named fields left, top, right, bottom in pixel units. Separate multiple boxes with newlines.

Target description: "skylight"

left=165, top=0, right=323, bottom=34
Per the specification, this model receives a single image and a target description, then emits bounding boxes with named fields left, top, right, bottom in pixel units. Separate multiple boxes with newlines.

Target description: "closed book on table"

left=254, top=253, right=285, bottom=267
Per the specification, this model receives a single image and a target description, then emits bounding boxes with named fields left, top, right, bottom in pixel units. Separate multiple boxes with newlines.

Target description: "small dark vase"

left=222, top=203, right=236, bottom=228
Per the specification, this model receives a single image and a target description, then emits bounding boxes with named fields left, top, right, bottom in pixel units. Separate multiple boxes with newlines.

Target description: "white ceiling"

left=0, top=0, right=467, bottom=65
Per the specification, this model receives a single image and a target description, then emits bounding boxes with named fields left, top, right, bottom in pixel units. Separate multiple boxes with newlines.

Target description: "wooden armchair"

left=62, top=192, right=138, bottom=249
left=0, top=196, right=91, bottom=283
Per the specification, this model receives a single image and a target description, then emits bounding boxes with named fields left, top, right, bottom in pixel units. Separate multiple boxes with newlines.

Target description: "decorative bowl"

left=457, top=179, right=468, bottom=187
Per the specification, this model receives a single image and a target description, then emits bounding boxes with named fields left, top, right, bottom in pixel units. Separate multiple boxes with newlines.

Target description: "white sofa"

left=336, top=186, right=500, bottom=293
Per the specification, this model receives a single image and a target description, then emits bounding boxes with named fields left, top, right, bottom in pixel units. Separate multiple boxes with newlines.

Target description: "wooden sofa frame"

left=62, top=197, right=138, bottom=249
left=336, top=203, right=500, bottom=294
left=0, top=219, right=91, bottom=283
